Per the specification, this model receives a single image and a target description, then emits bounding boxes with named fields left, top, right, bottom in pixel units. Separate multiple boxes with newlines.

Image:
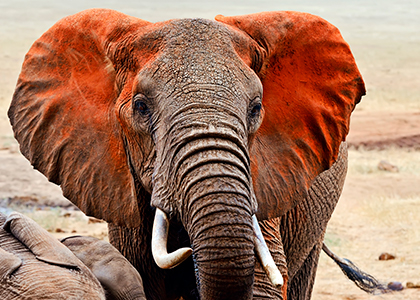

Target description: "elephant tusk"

left=252, top=215, right=284, bottom=288
left=152, top=208, right=193, bottom=269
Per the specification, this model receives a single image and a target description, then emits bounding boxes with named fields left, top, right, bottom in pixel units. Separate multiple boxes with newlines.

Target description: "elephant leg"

left=278, top=143, right=348, bottom=298
left=287, top=239, right=323, bottom=300
left=253, top=217, right=288, bottom=300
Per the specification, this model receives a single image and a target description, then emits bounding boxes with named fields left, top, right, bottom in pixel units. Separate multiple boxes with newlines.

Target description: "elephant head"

left=61, top=236, right=146, bottom=300
left=8, top=9, right=364, bottom=299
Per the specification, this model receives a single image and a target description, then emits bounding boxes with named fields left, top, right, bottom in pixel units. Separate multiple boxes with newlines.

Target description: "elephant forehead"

left=132, top=18, right=262, bottom=106
left=164, top=18, right=236, bottom=48
left=140, top=20, right=257, bottom=90
left=157, top=18, right=248, bottom=68
left=154, top=54, right=246, bottom=94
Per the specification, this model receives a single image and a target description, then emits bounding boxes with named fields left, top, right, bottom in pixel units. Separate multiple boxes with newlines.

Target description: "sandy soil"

left=0, top=1, right=419, bottom=299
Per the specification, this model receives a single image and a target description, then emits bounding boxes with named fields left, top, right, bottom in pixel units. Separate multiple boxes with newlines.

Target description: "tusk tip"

left=179, top=247, right=193, bottom=260
left=271, top=276, right=284, bottom=288
left=155, top=247, right=193, bottom=269
left=265, top=264, right=284, bottom=288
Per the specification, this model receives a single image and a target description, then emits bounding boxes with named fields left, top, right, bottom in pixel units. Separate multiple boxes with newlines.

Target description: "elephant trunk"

left=176, top=134, right=256, bottom=299
left=190, top=203, right=255, bottom=299
left=152, top=125, right=257, bottom=299
left=187, top=190, right=255, bottom=300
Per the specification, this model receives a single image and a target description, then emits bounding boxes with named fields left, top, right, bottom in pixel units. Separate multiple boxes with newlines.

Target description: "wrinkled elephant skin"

left=8, top=9, right=364, bottom=300
left=61, top=235, right=146, bottom=300
left=0, top=212, right=105, bottom=299
left=0, top=212, right=146, bottom=300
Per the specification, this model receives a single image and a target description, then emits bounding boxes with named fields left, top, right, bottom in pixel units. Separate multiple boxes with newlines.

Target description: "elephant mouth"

left=151, top=207, right=284, bottom=288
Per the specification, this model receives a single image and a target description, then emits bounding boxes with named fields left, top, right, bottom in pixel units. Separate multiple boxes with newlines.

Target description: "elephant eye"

left=134, top=99, right=150, bottom=116
left=250, top=103, right=262, bottom=118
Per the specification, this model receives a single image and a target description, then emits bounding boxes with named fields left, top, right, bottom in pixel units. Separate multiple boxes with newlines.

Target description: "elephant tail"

left=322, top=243, right=391, bottom=294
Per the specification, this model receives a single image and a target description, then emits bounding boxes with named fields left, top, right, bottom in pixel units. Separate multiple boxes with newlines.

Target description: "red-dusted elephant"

left=9, top=8, right=370, bottom=299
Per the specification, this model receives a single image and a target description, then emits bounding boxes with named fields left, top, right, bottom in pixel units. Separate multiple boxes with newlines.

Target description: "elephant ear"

left=216, top=12, right=365, bottom=219
left=3, top=212, right=81, bottom=269
left=8, top=9, right=152, bottom=227
left=0, top=213, right=22, bottom=278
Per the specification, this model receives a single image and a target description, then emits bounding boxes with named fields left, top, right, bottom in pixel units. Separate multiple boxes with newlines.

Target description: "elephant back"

left=0, top=212, right=105, bottom=299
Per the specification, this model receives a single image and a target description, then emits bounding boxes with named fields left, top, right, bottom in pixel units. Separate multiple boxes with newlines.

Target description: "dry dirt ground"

left=0, top=1, right=419, bottom=299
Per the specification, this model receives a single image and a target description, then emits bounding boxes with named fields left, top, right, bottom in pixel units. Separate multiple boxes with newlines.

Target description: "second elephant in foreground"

left=9, top=8, right=369, bottom=300
left=62, top=235, right=146, bottom=300
left=0, top=212, right=145, bottom=300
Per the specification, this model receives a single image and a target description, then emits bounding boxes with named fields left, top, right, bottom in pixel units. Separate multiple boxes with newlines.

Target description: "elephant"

left=8, top=8, right=370, bottom=299
left=61, top=235, right=147, bottom=300
left=0, top=211, right=146, bottom=299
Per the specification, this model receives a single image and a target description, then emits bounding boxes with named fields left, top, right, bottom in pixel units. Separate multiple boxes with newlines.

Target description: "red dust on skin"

left=8, top=8, right=364, bottom=300
left=217, top=12, right=365, bottom=220
left=10, top=9, right=364, bottom=227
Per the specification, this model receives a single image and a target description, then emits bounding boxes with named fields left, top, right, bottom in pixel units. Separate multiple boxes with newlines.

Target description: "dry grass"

left=347, top=148, right=420, bottom=175
left=6, top=207, right=109, bottom=241
left=314, top=147, right=420, bottom=299
left=355, top=90, right=420, bottom=113
left=24, top=209, right=83, bottom=233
